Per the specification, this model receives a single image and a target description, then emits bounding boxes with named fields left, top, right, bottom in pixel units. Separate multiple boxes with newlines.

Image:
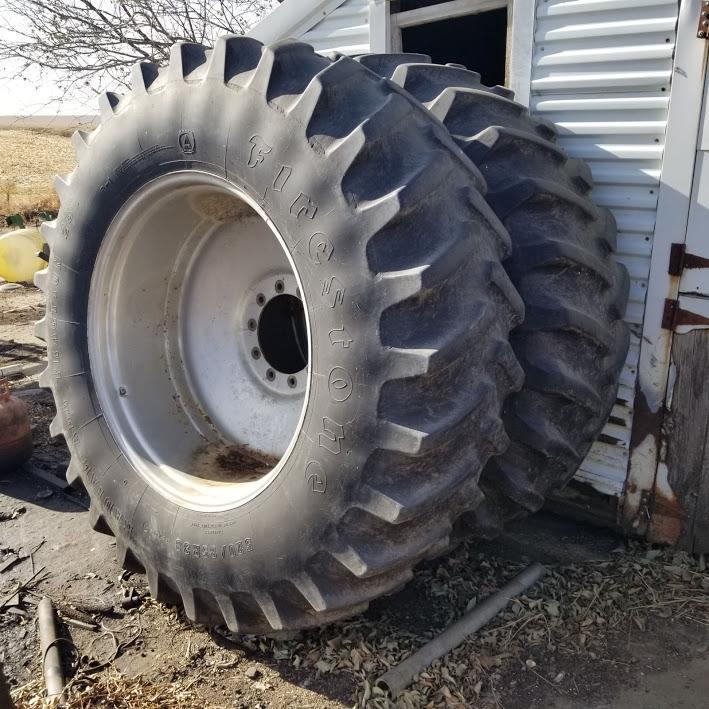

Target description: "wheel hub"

left=243, top=272, right=307, bottom=396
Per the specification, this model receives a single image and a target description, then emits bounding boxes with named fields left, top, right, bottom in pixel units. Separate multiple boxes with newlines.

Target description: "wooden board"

left=659, top=328, right=709, bottom=552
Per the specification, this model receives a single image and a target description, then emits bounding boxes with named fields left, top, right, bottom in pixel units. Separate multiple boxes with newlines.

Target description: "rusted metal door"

left=621, top=0, right=708, bottom=536
left=644, top=21, right=709, bottom=550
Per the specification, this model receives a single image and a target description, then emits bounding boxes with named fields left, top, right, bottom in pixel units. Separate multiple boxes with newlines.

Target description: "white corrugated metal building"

left=249, top=0, right=709, bottom=549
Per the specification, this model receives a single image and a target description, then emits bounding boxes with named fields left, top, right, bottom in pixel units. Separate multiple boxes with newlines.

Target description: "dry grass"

left=0, top=129, right=77, bottom=214
left=10, top=670, right=203, bottom=708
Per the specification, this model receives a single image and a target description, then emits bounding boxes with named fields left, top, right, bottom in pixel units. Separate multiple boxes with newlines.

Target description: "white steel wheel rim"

left=88, top=172, right=311, bottom=512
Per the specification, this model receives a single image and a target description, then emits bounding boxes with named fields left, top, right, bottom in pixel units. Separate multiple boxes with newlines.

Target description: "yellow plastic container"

left=0, top=228, right=45, bottom=283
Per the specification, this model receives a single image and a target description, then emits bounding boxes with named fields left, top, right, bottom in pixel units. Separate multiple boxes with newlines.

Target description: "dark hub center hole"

left=257, top=294, right=308, bottom=375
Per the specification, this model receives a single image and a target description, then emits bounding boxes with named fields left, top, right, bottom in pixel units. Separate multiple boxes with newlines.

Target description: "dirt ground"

left=0, top=128, right=76, bottom=214
left=2, top=286, right=709, bottom=708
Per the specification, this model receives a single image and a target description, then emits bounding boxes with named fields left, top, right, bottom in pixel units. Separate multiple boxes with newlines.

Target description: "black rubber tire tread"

left=35, top=39, right=523, bottom=632
left=357, top=54, right=630, bottom=537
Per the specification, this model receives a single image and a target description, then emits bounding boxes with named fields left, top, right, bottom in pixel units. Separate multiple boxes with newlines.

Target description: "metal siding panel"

left=530, top=0, right=680, bottom=496
left=702, top=66, right=709, bottom=150
left=300, top=0, right=371, bottom=55
left=679, top=151, right=709, bottom=295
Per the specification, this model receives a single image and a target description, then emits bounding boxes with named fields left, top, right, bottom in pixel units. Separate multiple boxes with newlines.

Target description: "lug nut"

left=275, top=280, right=284, bottom=293
left=287, top=376, right=297, bottom=388
left=247, top=318, right=257, bottom=331
left=266, top=369, right=275, bottom=381
left=256, top=293, right=266, bottom=306
left=251, top=347, right=261, bottom=360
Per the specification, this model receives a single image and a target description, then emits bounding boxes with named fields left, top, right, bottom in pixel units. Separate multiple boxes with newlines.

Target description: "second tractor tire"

left=357, top=54, right=630, bottom=538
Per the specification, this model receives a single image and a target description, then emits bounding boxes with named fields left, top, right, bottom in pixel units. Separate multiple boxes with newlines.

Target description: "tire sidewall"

left=49, top=78, right=381, bottom=591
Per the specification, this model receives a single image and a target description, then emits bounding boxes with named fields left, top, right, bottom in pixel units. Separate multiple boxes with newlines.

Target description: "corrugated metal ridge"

left=535, top=43, right=674, bottom=66
left=304, top=22, right=369, bottom=42
left=531, top=0, right=680, bottom=495
left=538, top=0, right=671, bottom=17
left=536, top=17, right=676, bottom=42
left=533, top=95, right=669, bottom=110
left=300, top=0, right=370, bottom=55
left=533, top=72, right=672, bottom=90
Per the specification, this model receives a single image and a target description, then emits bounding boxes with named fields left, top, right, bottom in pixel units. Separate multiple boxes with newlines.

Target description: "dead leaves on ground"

left=10, top=542, right=709, bottom=708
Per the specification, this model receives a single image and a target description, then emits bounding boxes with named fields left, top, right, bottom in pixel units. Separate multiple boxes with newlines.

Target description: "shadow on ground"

left=2, top=451, right=708, bottom=709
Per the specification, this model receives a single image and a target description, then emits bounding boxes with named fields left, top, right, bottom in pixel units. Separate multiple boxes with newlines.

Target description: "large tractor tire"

left=34, top=39, right=524, bottom=633
left=357, top=55, right=629, bottom=537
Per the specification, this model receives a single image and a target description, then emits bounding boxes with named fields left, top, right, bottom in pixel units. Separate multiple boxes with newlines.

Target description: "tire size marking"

left=290, top=193, right=318, bottom=220
left=328, top=325, right=353, bottom=348
left=305, top=460, right=327, bottom=493
left=321, top=277, right=345, bottom=308
left=318, top=417, right=345, bottom=455
left=248, top=135, right=272, bottom=167
left=328, top=367, right=353, bottom=403
left=308, top=233, right=333, bottom=264
left=82, top=459, right=134, bottom=536
left=99, top=146, right=171, bottom=193
left=142, top=522, right=170, bottom=546
left=175, top=539, right=253, bottom=559
left=61, top=212, right=73, bottom=239
left=273, top=165, right=292, bottom=192
left=190, top=520, right=237, bottom=534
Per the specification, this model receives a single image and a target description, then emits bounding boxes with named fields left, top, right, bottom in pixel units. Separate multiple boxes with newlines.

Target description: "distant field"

left=0, top=115, right=97, bottom=131
left=0, top=127, right=80, bottom=215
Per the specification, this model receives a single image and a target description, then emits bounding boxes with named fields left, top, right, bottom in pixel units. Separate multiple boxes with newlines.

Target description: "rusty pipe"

left=38, top=596, right=64, bottom=704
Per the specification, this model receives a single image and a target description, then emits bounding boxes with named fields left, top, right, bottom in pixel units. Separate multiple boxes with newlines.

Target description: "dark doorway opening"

left=401, top=8, right=508, bottom=87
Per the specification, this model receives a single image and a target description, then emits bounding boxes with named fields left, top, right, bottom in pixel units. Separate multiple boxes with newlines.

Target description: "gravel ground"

left=0, top=286, right=45, bottom=365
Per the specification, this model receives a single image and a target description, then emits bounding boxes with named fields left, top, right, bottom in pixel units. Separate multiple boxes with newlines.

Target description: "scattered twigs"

left=83, top=620, right=143, bottom=674
left=0, top=565, right=46, bottom=609
left=579, top=578, right=607, bottom=622
left=28, top=539, right=45, bottom=575
left=504, top=611, right=544, bottom=648
left=61, top=616, right=98, bottom=631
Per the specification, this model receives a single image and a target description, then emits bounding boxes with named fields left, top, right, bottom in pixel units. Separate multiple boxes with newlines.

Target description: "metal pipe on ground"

left=376, top=562, right=547, bottom=697
left=38, top=596, right=65, bottom=704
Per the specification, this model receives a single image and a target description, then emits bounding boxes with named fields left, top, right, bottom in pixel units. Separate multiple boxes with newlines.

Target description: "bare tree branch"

left=0, top=0, right=274, bottom=101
